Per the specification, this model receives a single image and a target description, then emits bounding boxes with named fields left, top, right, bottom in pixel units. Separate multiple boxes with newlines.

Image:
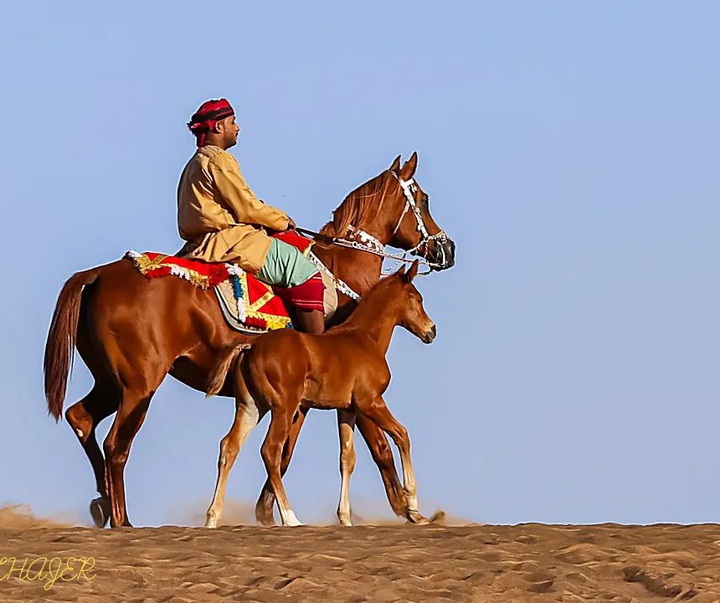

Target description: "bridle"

left=302, top=170, right=450, bottom=300
left=343, top=170, right=448, bottom=267
left=388, top=171, right=449, bottom=259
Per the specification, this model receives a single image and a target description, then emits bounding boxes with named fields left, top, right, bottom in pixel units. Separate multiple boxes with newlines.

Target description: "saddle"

left=125, top=232, right=338, bottom=334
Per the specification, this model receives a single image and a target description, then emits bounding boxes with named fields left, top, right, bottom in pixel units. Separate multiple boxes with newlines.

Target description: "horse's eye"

left=423, top=194, right=429, bottom=207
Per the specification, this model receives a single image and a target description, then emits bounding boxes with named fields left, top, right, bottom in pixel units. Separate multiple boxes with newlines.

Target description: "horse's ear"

left=405, top=259, right=419, bottom=283
left=395, top=264, right=407, bottom=277
left=400, top=151, right=418, bottom=180
left=389, top=155, right=401, bottom=173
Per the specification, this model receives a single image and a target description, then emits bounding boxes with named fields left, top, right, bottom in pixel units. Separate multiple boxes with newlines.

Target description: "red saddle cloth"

left=124, top=231, right=319, bottom=331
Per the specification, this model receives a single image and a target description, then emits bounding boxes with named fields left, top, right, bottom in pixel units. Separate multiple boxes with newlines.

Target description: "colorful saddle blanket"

left=125, top=231, right=318, bottom=334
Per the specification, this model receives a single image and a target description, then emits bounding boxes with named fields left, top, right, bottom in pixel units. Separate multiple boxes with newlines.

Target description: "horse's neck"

left=319, top=172, right=402, bottom=270
left=312, top=173, right=402, bottom=317
left=313, top=245, right=383, bottom=297
left=346, top=187, right=399, bottom=247
left=342, top=288, right=399, bottom=354
left=313, top=178, right=401, bottom=292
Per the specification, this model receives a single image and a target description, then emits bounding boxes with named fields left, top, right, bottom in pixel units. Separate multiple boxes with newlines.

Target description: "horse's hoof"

left=337, top=514, right=353, bottom=527
left=89, top=497, right=110, bottom=528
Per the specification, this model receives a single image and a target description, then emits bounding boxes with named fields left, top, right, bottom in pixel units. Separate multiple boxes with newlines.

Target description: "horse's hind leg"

left=255, top=407, right=308, bottom=526
left=206, top=396, right=264, bottom=528
left=64, top=383, right=118, bottom=527
left=103, top=383, right=158, bottom=528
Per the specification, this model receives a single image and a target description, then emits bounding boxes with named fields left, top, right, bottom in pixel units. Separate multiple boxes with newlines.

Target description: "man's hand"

left=286, top=217, right=297, bottom=230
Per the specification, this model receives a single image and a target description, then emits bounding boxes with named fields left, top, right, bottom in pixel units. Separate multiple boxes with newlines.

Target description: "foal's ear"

left=402, top=260, right=419, bottom=283
left=399, top=151, right=418, bottom=180
left=389, top=155, right=401, bottom=173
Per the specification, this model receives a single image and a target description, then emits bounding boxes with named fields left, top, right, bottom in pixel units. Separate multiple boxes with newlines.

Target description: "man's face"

left=220, top=115, right=240, bottom=148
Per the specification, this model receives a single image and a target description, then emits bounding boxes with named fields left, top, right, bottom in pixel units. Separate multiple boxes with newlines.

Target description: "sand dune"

left=1, top=506, right=718, bottom=602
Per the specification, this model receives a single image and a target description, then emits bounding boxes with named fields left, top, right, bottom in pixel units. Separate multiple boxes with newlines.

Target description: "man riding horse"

left=44, top=94, right=456, bottom=528
left=177, top=98, right=325, bottom=334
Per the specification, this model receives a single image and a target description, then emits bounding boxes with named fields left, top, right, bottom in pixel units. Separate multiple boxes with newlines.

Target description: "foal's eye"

left=422, top=194, right=429, bottom=207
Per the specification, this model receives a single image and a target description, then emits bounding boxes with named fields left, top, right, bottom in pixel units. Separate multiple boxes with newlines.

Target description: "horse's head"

left=387, top=153, right=456, bottom=271
left=391, top=260, right=436, bottom=344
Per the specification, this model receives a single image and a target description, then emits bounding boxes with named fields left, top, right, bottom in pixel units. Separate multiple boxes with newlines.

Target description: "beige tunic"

left=177, top=145, right=289, bottom=273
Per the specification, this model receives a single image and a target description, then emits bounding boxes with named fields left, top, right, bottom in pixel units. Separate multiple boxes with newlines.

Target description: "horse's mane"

left=320, top=172, right=390, bottom=237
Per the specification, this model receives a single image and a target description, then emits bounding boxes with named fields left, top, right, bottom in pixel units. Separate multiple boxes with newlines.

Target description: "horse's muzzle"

left=430, top=237, right=456, bottom=271
left=422, top=324, right=437, bottom=344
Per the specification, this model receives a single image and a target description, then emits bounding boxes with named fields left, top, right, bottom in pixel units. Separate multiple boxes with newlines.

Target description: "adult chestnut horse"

left=206, top=261, right=434, bottom=527
left=44, top=152, right=455, bottom=528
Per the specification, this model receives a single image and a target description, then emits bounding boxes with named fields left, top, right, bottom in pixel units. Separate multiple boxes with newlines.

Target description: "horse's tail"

left=44, top=268, right=100, bottom=421
left=206, top=342, right=253, bottom=398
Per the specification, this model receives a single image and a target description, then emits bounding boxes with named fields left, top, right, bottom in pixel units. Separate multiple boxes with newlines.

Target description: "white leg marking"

left=336, top=420, right=355, bottom=526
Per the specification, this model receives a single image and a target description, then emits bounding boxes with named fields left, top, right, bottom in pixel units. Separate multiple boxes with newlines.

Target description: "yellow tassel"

left=264, top=316, right=292, bottom=330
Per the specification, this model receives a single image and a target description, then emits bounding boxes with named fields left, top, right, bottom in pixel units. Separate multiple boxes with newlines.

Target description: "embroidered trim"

left=307, top=253, right=361, bottom=302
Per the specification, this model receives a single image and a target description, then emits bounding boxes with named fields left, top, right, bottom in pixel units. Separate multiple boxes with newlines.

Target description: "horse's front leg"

left=255, top=407, right=308, bottom=526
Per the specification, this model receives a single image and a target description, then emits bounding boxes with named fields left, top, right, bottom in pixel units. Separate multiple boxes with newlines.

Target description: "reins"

left=295, top=226, right=435, bottom=272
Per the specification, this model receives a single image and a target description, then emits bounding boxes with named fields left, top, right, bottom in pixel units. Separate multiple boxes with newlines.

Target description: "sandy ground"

left=1, top=506, right=719, bottom=602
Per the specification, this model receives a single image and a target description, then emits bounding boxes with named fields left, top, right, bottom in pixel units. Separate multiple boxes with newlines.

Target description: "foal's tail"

left=206, top=342, right=253, bottom=398
left=44, top=268, right=100, bottom=421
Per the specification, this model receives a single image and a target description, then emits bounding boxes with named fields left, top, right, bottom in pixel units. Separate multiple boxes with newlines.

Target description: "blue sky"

left=1, top=1, right=718, bottom=527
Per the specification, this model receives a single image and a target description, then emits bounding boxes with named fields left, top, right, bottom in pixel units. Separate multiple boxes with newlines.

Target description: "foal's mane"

left=320, top=171, right=391, bottom=237
left=342, top=270, right=405, bottom=325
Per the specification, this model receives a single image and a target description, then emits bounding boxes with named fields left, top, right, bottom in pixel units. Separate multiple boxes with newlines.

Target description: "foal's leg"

left=261, top=407, right=302, bottom=527
left=357, top=397, right=427, bottom=525
left=64, top=383, right=118, bottom=527
left=354, top=414, right=426, bottom=522
left=336, top=409, right=357, bottom=526
left=205, top=397, right=264, bottom=528
left=255, top=407, right=308, bottom=526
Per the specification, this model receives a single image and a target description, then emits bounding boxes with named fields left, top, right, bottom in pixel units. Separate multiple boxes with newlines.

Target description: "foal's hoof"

left=255, top=508, right=277, bottom=527
left=429, top=510, right=447, bottom=525
left=406, top=509, right=433, bottom=525
left=407, top=510, right=445, bottom=526
left=282, top=511, right=304, bottom=527
left=89, top=497, right=111, bottom=528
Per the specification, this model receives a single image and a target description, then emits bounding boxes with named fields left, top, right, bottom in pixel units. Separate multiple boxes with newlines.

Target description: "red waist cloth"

left=272, top=273, right=325, bottom=312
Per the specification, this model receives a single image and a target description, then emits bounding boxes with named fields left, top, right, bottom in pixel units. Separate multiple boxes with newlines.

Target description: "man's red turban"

left=187, top=99, right=235, bottom=148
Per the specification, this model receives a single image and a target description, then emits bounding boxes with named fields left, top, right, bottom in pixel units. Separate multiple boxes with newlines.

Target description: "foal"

left=206, top=260, right=435, bottom=526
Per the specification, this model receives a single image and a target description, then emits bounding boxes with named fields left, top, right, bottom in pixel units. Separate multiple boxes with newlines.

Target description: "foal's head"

left=384, top=260, right=436, bottom=344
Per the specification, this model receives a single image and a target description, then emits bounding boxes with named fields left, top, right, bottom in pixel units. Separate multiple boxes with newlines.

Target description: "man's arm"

left=210, top=154, right=290, bottom=231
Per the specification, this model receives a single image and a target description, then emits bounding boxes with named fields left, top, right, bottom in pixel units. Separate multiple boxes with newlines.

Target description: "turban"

left=187, top=98, right=235, bottom=148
